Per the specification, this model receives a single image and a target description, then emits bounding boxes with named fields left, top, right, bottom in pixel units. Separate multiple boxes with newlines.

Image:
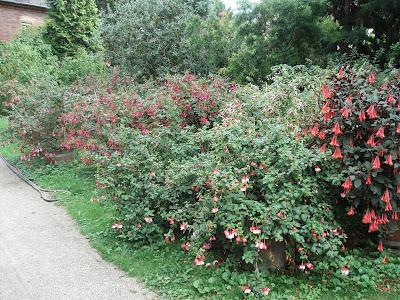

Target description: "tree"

left=45, top=0, right=100, bottom=57
left=226, top=0, right=341, bottom=84
left=329, top=0, right=400, bottom=66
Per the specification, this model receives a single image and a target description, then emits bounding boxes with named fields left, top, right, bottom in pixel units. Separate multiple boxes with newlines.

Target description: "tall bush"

left=101, top=0, right=193, bottom=80
left=309, top=67, right=400, bottom=249
left=45, top=0, right=100, bottom=57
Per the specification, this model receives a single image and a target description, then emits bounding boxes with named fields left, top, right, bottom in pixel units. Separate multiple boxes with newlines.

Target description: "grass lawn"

left=0, top=117, right=399, bottom=300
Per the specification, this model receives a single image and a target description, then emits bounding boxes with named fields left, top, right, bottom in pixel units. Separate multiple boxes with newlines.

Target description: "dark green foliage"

left=225, top=0, right=341, bottom=84
left=329, top=0, right=400, bottom=66
left=45, top=0, right=100, bottom=57
left=101, top=0, right=192, bottom=80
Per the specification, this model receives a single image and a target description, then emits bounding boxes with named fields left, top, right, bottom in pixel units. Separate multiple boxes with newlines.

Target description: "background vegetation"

left=0, top=0, right=399, bottom=299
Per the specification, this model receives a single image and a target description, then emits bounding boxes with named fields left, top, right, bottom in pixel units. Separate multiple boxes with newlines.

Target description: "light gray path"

left=0, top=159, right=156, bottom=300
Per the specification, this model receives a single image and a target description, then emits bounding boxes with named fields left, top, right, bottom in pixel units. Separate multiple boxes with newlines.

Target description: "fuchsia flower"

left=341, top=177, right=353, bottom=192
left=321, top=85, right=332, bottom=99
left=211, top=207, right=219, bottom=213
left=341, top=266, right=350, bottom=276
left=347, top=207, right=354, bottom=216
left=111, top=221, right=123, bottom=230
left=255, top=240, right=268, bottom=251
left=241, top=175, right=250, bottom=183
left=341, top=106, right=351, bottom=118
left=330, top=135, right=340, bottom=147
left=372, top=156, right=381, bottom=170
left=241, top=285, right=252, bottom=294
left=250, top=225, right=261, bottom=234
left=367, top=135, right=376, bottom=147
left=260, top=287, right=271, bottom=296
left=366, top=105, right=378, bottom=119
left=358, top=111, right=366, bottom=122
left=180, top=223, right=187, bottom=231
left=376, top=127, right=385, bottom=138
left=387, top=94, right=395, bottom=106
left=299, top=264, right=306, bottom=271
left=381, top=189, right=390, bottom=203
left=224, top=229, right=237, bottom=240
left=240, top=185, right=248, bottom=192
left=306, top=262, right=314, bottom=270
left=365, top=174, right=372, bottom=185
left=332, top=122, right=342, bottom=135
left=378, top=241, right=383, bottom=252
left=319, top=143, right=327, bottom=153
left=310, top=125, right=319, bottom=136
left=332, top=147, right=343, bottom=159
left=194, top=255, right=205, bottom=266
left=200, top=116, right=207, bottom=124
left=368, top=72, right=376, bottom=84
left=314, top=165, right=321, bottom=173
left=202, top=243, right=212, bottom=250
left=144, top=217, right=153, bottom=223
left=384, top=154, right=393, bottom=166
left=181, top=242, right=190, bottom=251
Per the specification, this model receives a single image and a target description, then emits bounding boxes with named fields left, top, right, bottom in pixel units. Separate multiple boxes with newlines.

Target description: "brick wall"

left=0, top=2, right=47, bottom=42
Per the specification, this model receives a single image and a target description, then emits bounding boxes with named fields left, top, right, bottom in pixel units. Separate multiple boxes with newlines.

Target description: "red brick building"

left=0, top=0, right=48, bottom=42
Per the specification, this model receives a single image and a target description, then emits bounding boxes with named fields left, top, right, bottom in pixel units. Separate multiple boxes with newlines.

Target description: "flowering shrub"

left=309, top=67, right=400, bottom=247
left=5, top=81, right=66, bottom=159
left=60, top=74, right=232, bottom=154
left=87, top=86, right=346, bottom=270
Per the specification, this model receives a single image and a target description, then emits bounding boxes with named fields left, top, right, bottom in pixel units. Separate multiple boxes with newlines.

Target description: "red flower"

left=368, top=72, right=376, bottom=84
left=330, top=135, right=340, bottom=147
left=341, top=106, right=352, bottom=118
left=321, top=85, right=332, bottom=99
left=366, top=105, right=378, bottom=119
left=181, top=242, right=190, bottom=251
left=366, top=135, right=376, bottom=147
left=318, top=130, right=326, bottom=140
left=349, top=138, right=353, bottom=148
left=376, top=127, right=385, bottom=138
left=362, top=209, right=375, bottom=224
left=387, top=94, right=395, bottom=106
left=397, top=185, right=400, bottom=194
left=332, top=122, right=342, bottom=135
left=337, top=68, right=345, bottom=79
left=384, top=154, right=393, bottom=166
left=385, top=200, right=392, bottom=211
left=319, top=143, right=327, bottom=153
left=358, top=111, right=366, bottom=122
left=332, top=147, right=343, bottom=159
left=372, top=156, right=381, bottom=170
left=392, top=211, right=398, bottom=220
left=397, top=123, right=400, bottom=134
left=347, top=207, right=354, bottom=216
left=365, top=174, right=372, bottom=185
left=377, top=241, right=383, bottom=252
left=321, top=101, right=331, bottom=113
left=310, top=125, right=319, bottom=136
left=381, top=189, right=390, bottom=203
left=342, top=177, right=353, bottom=192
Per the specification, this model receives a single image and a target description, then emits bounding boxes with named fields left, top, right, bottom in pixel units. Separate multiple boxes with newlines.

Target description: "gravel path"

left=0, top=159, right=156, bottom=300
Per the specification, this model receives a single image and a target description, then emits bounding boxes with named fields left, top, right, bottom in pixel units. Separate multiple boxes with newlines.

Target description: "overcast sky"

left=222, top=0, right=259, bottom=10
left=222, top=0, right=238, bottom=10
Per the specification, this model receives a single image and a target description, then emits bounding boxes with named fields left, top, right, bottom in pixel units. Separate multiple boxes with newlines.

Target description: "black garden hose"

left=0, top=154, right=71, bottom=202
